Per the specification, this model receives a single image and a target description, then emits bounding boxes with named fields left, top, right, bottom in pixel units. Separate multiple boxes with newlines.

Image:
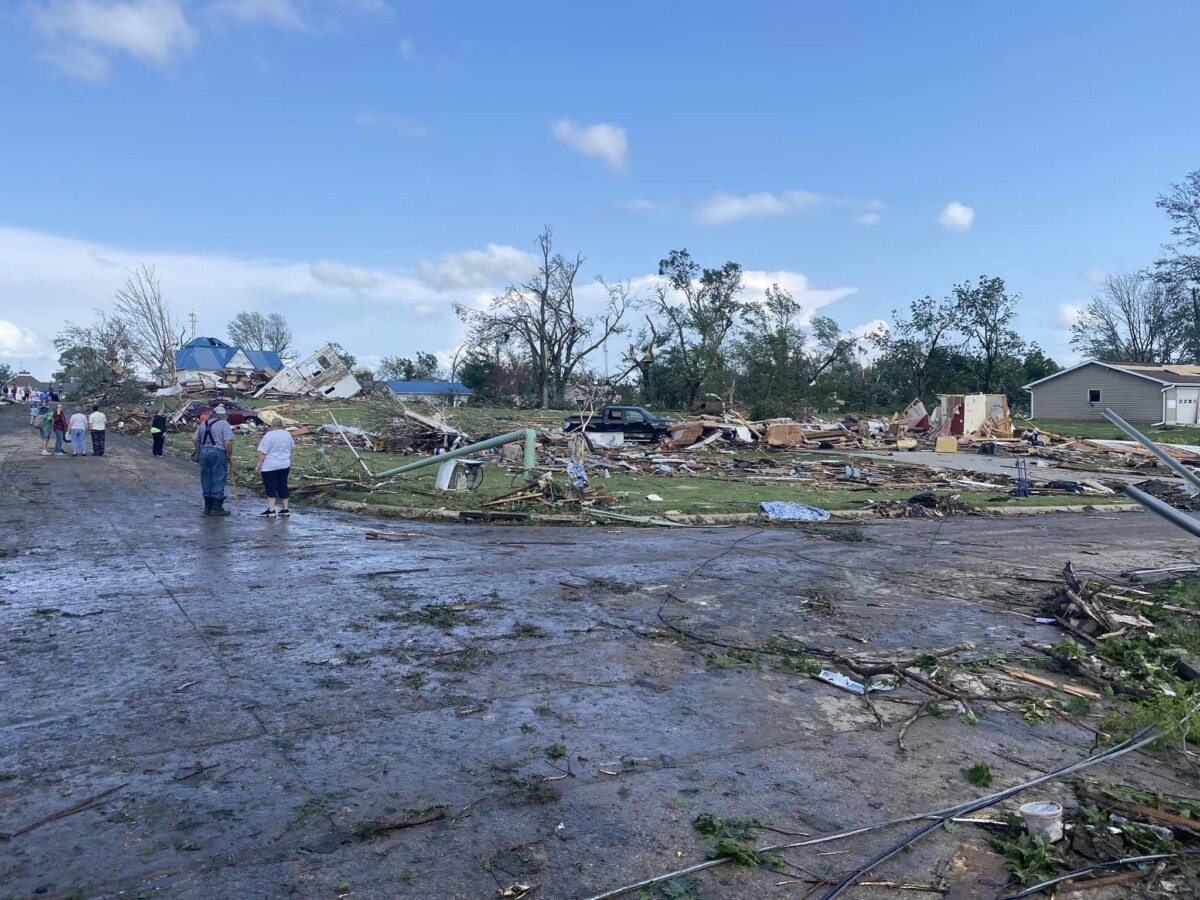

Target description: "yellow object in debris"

left=896, top=438, right=918, bottom=451
left=935, top=437, right=959, bottom=453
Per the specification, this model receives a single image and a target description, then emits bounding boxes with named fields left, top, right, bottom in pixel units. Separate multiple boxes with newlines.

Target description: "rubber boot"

left=210, top=498, right=231, bottom=517
left=203, top=497, right=213, bottom=516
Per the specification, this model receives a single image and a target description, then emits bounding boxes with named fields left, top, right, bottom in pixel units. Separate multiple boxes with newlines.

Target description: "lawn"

left=1023, top=417, right=1200, bottom=446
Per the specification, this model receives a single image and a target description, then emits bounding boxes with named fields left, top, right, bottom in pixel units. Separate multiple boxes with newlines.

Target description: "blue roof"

left=174, top=337, right=282, bottom=372
left=386, top=380, right=471, bottom=395
left=243, top=349, right=284, bottom=371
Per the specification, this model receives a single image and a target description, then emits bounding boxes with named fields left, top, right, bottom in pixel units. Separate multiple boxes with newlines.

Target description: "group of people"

left=33, top=402, right=107, bottom=456
left=23, top=395, right=294, bottom=519
left=8, top=384, right=40, bottom=402
left=191, top=404, right=295, bottom=518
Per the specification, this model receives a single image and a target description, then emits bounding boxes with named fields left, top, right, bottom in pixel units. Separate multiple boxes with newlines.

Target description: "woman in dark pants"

left=254, top=417, right=295, bottom=517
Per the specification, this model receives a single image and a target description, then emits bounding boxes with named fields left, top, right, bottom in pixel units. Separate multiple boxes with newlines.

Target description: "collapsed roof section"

left=254, top=345, right=361, bottom=399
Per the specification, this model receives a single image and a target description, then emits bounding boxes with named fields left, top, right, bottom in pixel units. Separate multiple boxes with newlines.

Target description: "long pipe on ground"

left=373, top=428, right=537, bottom=479
left=1121, top=484, right=1200, bottom=540
left=1103, top=408, right=1200, bottom=491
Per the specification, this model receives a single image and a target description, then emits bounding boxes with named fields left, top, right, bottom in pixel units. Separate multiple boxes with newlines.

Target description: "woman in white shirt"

left=68, top=408, right=89, bottom=457
left=254, top=418, right=295, bottom=517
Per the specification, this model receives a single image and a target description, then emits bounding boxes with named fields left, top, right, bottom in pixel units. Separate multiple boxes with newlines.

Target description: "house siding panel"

left=1029, top=362, right=1164, bottom=422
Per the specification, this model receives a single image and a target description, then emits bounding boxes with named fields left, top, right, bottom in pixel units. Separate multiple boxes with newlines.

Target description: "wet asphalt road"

left=1, top=405, right=1196, bottom=899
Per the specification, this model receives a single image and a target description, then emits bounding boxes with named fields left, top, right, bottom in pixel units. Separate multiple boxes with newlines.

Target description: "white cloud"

left=1084, top=268, right=1108, bottom=285
left=738, top=270, right=857, bottom=324
left=31, top=0, right=198, bottom=80
left=418, top=244, right=535, bottom=290
left=0, top=320, right=42, bottom=360
left=847, top=319, right=889, bottom=363
left=309, top=260, right=380, bottom=290
left=397, top=36, right=417, bottom=60
left=616, top=198, right=657, bottom=213
left=697, top=190, right=828, bottom=226
left=938, top=201, right=975, bottom=232
left=208, top=0, right=306, bottom=30
left=414, top=304, right=440, bottom=318
left=551, top=119, right=628, bottom=174
left=355, top=109, right=428, bottom=138
left=856, top=212, right=880, bottom=226
left=1056, top=302, right=1085, bottom=328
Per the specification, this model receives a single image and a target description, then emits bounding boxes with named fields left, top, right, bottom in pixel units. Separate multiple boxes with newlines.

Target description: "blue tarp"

left=759, top=501, right=830, bottom=522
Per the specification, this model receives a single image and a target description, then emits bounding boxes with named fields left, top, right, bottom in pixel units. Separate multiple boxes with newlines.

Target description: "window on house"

left=1088, top=389, right=1101, bottom=403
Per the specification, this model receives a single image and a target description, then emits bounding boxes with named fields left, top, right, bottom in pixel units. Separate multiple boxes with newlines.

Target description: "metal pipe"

left=374, top=428, right=537, bottom=478
left=1121, top=484, right=1200, bottom=540
left=1103, top=408, right=1200, bottom=491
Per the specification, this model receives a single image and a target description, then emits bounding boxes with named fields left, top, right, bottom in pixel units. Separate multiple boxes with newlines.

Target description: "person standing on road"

left=39, top=406, right=54, bottom=455
left=193, top=405, right=235, bottom=516
left=254, top=418, right=295, bottom=518
left=88, top=404, right=107, bottom=456
left=52, top=404, right=67, bottom=456
left=68, top=408, right=88, bottom=457
left=151, top=410, right=167, bottom=456
left=29, top=399, right=40, bottom=426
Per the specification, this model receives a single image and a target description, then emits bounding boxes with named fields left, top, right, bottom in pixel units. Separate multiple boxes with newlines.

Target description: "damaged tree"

left=456, top=227, right=632, bottom=408
left=652, top=249, right=744, bottom=407
left=113, top=265, right=183, bottom=381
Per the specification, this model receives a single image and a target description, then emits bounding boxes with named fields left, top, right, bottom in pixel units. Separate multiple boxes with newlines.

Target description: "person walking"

left=29, top=399, right=40, bottom=426
left=254, top=418, right=295, bottom=517
left=151, top=410, right=167, bottom=456
left=193, top=405, right=235, bottom=516
left=68, top=408, right=88, bottom=456
left=52, top=404, right=67, bottom=456
left=88, top=404, right=107, bottom=456
left=39, top=406, right=54, bottom=455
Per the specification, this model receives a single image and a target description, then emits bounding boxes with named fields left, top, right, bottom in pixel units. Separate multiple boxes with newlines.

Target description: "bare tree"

left=1070, top=272, right=1187, bottom=362
left=113, top=266, right=182, bottom=378
left=456, top=227, right=631, bottom=407
left=228, top=311, right=293, bottom=356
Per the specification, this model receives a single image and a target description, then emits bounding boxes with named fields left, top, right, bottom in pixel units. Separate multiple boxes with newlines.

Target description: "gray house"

left=1024, top=361, right=1200, bottom=424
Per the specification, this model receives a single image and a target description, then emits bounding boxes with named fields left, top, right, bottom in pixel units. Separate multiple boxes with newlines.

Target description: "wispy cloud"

left=697, top=190, right=829, bottom=226
left=551, top=119, right=628, bottom=173
left=397, top=36, right=417, bottom=60
left=208, top=0, right=306, bottom=30
left=309, top=260, right=380, bottom=290
left=418, top=244, right=535, bottom=290
left=856, top=212, right=881, bottom=226
left=616, top=198, right=658, bottom=213
left=355, top=109, right=429, bottom=138
left=31, top=0, right=199, bottom=82
left=938, top=201, right=974, bottom=232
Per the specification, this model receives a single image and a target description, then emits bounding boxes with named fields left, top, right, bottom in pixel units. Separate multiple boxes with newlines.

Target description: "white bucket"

left=1019, top=800, right=1064, bottom=842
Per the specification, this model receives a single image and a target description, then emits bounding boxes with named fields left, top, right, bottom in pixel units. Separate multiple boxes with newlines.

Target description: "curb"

left=319, top=497, right=1146, bottom=527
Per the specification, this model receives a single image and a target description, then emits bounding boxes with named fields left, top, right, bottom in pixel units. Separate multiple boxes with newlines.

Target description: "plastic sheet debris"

left=815, top=670, right=898, bottom=695
left=759, top=501, right=830, bottom=521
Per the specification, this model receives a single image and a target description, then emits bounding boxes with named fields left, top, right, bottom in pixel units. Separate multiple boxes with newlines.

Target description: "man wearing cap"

left=193, top=405, right=235, bottom=516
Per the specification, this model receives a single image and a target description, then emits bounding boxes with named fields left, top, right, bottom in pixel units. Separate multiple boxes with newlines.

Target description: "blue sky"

left=2, top=0, right=1198, bottom=379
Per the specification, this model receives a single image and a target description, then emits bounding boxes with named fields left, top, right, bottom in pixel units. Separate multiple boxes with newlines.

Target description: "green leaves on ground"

left=961, top=761, right=993, bottom=787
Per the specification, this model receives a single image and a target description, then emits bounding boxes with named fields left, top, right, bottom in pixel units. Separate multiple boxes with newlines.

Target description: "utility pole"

left=188, top=311, right=198, bottom=341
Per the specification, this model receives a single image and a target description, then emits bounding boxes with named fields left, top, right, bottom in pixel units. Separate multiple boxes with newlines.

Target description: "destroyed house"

left=254, top=345, right=361, bottom=399
left=173, top=337, right=283, bottom=379
left=1024, top=360, right=1200, bottom=424
left=385, top=380, right=471, bottom=407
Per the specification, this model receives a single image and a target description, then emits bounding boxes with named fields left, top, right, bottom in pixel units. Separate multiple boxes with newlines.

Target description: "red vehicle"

left=176, top=398, right=263, bottom=427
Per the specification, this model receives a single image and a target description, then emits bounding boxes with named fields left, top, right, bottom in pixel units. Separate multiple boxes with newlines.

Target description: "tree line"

left=453, top=228, right=1059, bottom=415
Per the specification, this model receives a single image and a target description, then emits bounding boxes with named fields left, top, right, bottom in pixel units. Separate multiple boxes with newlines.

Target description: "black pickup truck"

left=563, top=406, right=674, bottom=442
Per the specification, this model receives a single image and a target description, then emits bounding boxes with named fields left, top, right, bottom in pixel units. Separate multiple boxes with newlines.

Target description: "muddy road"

left=0, top=406, right=1194, bottom=899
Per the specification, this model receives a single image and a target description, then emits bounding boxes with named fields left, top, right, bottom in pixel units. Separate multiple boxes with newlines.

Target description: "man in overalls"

left=193, top=405, right=235, bottom=516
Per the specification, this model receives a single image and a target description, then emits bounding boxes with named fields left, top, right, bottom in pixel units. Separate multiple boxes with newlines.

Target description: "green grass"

left=1026, top=417, right=1200, bottom=445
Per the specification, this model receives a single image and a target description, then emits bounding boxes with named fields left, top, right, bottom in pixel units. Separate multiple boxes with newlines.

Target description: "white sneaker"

left=41, top=450, right=51, bottom=456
